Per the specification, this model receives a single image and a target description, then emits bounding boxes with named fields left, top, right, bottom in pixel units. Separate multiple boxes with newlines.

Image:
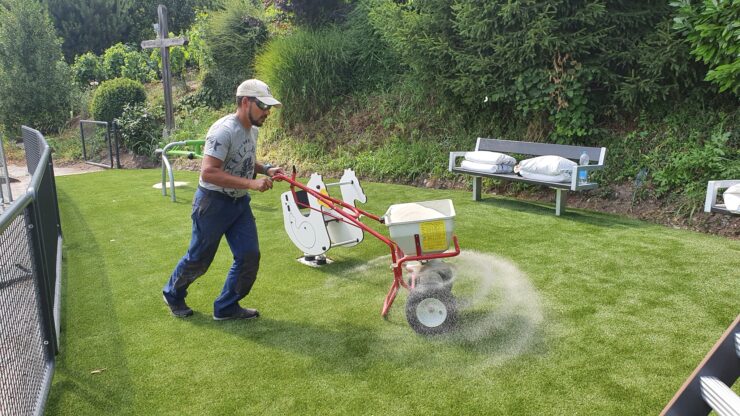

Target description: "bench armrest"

left=449, top=152, right=467, bottom=171
left=705, top=180, right=740, bottom=212
left=570, top=164, right=605, bottom=191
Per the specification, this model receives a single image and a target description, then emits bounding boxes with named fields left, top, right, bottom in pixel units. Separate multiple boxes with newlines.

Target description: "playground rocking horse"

left=280, top=169, right=367, bottom=265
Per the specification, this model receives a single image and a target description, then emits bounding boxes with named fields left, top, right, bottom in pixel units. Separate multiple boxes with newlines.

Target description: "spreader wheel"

left=405, top=286, right=456, bottom=335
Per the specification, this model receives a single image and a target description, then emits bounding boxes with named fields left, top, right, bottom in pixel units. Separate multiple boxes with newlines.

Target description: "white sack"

left=461, top=160, right=514, bottom=174
left=464, top=151, right=517, bottom=166
left=724, top=183, right=740, bottom=212
left=517, top=155, right=576, bottom=178
left=518, top=170, right=572, bottom=183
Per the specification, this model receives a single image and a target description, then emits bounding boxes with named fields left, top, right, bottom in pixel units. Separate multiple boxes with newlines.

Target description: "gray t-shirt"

left=199, top=114, right=258, bottom=198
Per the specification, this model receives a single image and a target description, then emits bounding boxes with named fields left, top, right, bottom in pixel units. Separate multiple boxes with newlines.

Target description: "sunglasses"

left=250, top=98, right=272, bottom=111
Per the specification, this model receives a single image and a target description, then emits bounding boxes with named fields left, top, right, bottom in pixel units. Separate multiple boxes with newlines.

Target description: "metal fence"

left=0, top=126, right=62, bottom=416
left=0, top=134, right=11, bottom=208
left=80, top=120, right=121, bottom=169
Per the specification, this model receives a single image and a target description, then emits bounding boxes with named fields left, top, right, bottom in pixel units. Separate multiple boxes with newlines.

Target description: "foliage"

left=72, top=52, right=105, bottom=86
left=0, top=0, right=72, bottom=134
left=365, top=0, right=701, bottom=142
left=102, top=43, right=133, bottom=79
left=255, top=28, right=355, bottom=125
left=122, top=50, right=157, bottom=83
left=149, top=36, right=189, bottom=78
left=89, top=77, right=147, bottom=123
left=272, top=0, right=354, bottom=27
left=44, top=0, right=222, bottom=60
left=115, top=102, right=164, bottom=157
left=101, top=43, right=156, bottom=83
left=196, top=0, right=269, bottom=106
left=254, top=2, right=402, bottom=126
left=44, top=0, right=137, bottom=60
left=672, top=0, right=740, bottom=96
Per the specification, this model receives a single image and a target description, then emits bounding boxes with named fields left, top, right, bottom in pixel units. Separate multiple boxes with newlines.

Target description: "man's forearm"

left=201, top=167, right=255, bottom=189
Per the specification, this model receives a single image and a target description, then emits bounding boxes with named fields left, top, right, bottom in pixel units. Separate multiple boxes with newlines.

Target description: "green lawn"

left=46, top=169, right=739, bottom=415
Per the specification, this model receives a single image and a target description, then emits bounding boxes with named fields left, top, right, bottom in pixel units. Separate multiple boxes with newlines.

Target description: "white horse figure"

left=324, top=169, right=366, bottom=248
left=280, top=173, right=331, bottom=256
left=280, top=169, right=367, bottom=257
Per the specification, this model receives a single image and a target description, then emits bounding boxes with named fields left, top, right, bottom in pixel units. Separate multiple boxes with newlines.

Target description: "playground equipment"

left=155, top=139, right=204, bottom=202
left=273, top=168, right=462, bottom=335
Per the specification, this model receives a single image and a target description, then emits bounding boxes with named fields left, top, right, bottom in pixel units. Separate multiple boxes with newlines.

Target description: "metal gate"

left=80, top=120, right=121, bottom=169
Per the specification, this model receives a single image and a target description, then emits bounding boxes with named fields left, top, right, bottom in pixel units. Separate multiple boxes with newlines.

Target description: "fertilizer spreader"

left=272, top=168, right=461, bottom=335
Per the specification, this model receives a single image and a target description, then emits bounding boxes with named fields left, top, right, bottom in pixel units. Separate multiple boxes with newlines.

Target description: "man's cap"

left=236, top=79, right=282, bottom=107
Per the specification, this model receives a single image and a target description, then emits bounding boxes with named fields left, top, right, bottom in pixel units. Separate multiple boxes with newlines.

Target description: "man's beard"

left=249, top=112, right=265, bottom=127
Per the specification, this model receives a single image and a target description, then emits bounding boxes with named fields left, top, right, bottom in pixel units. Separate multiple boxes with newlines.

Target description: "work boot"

left=163, top=294, right=193, bottom=318
left=213, top=307, right=259, bottom=321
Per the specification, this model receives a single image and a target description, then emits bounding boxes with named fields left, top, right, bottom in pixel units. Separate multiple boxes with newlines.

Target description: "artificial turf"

left=45, top=169, right=739, bottom=415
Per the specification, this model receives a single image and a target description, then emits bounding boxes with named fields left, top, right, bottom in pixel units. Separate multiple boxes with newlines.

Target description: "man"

left=162, top=79, right=284, bottom=320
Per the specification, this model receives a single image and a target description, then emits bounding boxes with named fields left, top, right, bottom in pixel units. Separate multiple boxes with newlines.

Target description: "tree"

left=44, top=0, right=221, bottom=61
left=44, top=0, right=136, bottom=60
left=0, top=0, right=71, bottom=134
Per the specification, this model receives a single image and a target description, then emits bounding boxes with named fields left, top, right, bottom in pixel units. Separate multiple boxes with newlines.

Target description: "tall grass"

left=255, top=28, right=355, bottom=126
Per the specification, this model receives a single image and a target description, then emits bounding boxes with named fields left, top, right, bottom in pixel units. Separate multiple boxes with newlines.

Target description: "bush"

left=115, top=103, right=164, bottom=157
left=121, top=50, right=156, bottom=83
left=366, top=0, right=698, bottom=142
left=89, top=78, right=147, bottom=123
left=72, top=52, right=105, bottom=86
left=149, top=39, right=188, bottom=79
left=102, top=43, right=132, bottom=80
left=187, top=68, right=240, bottom=108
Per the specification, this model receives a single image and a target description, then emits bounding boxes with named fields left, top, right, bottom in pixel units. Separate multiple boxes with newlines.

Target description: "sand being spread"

left=348, top=250, right=544, bottom=370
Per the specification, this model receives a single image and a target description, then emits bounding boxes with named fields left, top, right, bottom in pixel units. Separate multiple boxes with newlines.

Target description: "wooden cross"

left=141, top=5, right=187, bottom=137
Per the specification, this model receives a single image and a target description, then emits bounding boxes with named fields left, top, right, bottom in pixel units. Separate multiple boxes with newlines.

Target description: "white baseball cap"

left=236, top=79, right=282, bottom=107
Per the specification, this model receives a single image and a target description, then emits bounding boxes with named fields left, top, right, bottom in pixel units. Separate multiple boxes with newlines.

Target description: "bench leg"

left=555, top=189, right=568, bottom=216
left=473, top=176, right=482, bottom=201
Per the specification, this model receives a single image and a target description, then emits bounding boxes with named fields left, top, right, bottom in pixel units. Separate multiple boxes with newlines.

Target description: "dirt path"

left=5, top=162, right=103, bottom=201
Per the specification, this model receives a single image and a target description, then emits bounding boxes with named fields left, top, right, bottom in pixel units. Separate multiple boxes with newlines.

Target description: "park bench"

left=449, top=138, right=607, bottom=215
left=704, top=180, right=740, bottom=215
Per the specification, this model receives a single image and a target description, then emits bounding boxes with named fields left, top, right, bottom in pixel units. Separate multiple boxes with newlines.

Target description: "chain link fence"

left=0, top=126, right=62, bottom=416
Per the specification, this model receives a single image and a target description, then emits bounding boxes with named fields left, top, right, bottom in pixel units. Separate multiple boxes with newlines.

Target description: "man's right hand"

left=251, top=177, right=273, bottom=192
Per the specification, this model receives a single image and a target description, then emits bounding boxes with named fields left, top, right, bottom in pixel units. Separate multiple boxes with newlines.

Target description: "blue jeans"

left=163, top=187, right=260, bottom=316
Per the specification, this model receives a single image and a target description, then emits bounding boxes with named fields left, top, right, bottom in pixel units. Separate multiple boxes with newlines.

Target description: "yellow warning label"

left=318, top=188, right=330, bottom=208
left=420, top=220, right=447, bottom=252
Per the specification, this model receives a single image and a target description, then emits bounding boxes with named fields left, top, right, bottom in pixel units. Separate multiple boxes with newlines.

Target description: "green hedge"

left=89, top=78, right=147, bottom=123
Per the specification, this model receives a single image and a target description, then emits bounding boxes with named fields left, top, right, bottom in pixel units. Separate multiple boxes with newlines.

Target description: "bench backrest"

left=476, top=138, right=607, bottom=165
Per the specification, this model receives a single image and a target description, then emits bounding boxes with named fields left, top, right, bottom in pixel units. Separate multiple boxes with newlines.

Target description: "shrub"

left=121, top=50, right=156, bottom=83
left=89, top=78, right=147, bottom=123
left=72, top=52, right=105, bottom=86
left=187, top=68, right=239, bottom=108
left=115, top=103, right=164, bottom=157
left=149, top=37, right=188, bottom=78
left=102, top=43, right=132, bottom=79
left=366, top=0, right=697, bottom=142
